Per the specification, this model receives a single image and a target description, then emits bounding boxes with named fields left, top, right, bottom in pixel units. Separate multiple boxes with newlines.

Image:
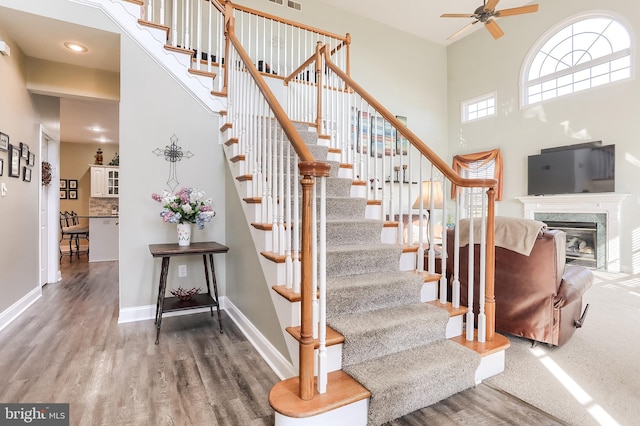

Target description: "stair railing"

left=142, top=0, right=351, bottom=95
left=226, top=16, right=331, bottom=399
left=314, top=46, right=499, bottom=344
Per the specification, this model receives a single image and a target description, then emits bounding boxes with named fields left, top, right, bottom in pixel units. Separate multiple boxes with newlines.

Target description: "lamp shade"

left=412, top=180, right=444, bottom=210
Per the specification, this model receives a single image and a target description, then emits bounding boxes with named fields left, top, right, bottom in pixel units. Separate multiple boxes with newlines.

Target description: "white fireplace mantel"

left=517, top=193, right=628, bottom=272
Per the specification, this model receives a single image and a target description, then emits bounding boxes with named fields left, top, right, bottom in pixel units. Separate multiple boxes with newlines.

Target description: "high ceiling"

left=0, top=1, right=535, bottom=145
left=313, top=0, right=536, bottom=45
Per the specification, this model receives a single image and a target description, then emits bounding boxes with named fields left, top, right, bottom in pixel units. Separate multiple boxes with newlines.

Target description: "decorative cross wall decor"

left=152, top=134, right=193, bottom=191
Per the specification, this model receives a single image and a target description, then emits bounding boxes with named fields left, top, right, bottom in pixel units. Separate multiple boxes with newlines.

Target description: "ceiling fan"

left=441, top=0, right=539, bottom=40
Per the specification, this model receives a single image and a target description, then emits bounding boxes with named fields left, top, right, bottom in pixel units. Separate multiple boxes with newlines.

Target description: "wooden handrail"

left=315, top=42, right=323, bottom=131
left=225, top=0, right=349, bottom=43
left=207, top=0, right=225, bottom=13
left=322, top=49, right=497, bottom=190
left=227, top=18, right=315, bottom=163
left=283, top=43, right=327, bottom=85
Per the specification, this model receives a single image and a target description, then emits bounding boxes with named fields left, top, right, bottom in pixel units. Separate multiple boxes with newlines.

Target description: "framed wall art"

left=8, top=144, right=20, bottom=178
left=395, top=115, right=408, bottom=155
left=20, top=142, right=29, bottom=159
left=68, top=179, right=78, bottom=189
left=0, top=132, right=8, bottom=151
left=60, top=190, right=67, bottom=199
left=60, top=179, right=67, bottom=189
left=23, top=166, right=32, bottom=182
left=28, top=152, right=35, bottom=167
left=68, top=190, right=78, bottom=200
left=370, top=115, right=393, bottom=157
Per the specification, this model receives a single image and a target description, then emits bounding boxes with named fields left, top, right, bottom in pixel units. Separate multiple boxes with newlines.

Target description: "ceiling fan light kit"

left=441, top=0, right=539, bottom=40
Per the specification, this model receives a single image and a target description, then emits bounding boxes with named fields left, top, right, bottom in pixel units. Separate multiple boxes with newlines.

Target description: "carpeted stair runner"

left=291, top=123, right=481, bottom=425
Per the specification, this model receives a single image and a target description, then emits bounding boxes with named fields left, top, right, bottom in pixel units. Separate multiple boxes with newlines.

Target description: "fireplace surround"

left=517, top=193, right=628, bottom=272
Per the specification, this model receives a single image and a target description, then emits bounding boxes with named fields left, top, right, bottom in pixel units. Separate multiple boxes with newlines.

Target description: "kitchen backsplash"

left=90, top=197, right=119, bottom=216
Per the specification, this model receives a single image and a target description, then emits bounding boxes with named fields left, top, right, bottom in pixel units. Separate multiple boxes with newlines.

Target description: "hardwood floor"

left=0, top=258, right=566, bottom=426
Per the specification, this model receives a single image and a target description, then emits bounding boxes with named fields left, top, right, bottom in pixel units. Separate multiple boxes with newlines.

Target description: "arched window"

left=523, top=14, right=631, bottom=105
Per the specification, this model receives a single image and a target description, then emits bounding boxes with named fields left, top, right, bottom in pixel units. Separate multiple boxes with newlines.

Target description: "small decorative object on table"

left=151, top=187, right=216, bottom=246
left=170, top=286, right=201, bottom=301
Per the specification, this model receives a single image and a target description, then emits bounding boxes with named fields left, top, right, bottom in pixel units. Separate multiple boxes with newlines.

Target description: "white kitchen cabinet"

left=91, top=166, right=119, bottom=197
left=89, top=217, right=119, bottom=262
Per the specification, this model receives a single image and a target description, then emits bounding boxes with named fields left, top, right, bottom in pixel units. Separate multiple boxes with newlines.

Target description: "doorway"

left=39, top=125, right=61, bottom=285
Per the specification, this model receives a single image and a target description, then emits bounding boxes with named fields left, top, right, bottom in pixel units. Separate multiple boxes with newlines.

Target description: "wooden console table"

left=149, top=241, right=229, bottom=344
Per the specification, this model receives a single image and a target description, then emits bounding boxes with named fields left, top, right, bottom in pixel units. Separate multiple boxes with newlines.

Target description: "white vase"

left=177, top=223, right=192, bottom=246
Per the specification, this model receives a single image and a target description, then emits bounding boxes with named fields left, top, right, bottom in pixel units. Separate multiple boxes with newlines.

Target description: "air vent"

left=287, top=0, right=301, bottom=11
left=268, top=0, right=283, bottom=4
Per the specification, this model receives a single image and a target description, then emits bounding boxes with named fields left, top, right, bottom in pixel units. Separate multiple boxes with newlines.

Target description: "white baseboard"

left=0, top=286, right=42, bottom=333
left=118, top=297, right=296, bottom=380
left=224, top=297, right=297, bottom=380
left=118, top=302, right=212, bottom=323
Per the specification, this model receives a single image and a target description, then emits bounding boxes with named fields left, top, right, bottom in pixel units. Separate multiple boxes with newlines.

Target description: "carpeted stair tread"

left=343, top=340, right=480, bottom=426
left=326, top=271, right=423, bottom=318
left=328, top=303, right=450, bottom=366
left=325, top=196, right=367, bottom=219
left=326, top=244, right=401, bottom=277
left=325, top=177, right=353, bottom=196
left=326, top=218, right=382, bottom=246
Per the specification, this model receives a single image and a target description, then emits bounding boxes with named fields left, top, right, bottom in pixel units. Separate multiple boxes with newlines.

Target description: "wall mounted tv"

left=527, top=142, right=615, bottom=196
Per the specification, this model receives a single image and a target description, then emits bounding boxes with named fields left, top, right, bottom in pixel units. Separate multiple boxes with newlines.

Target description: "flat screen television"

left=527, top=142, right=615, bottom=196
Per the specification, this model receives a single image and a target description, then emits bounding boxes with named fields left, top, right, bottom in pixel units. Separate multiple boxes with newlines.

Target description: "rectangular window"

left=460, top=159, right=496, bottom=218
left=462, top=92, right=497, bottom=123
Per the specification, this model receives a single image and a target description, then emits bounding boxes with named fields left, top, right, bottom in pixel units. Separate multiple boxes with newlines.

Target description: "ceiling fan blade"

left=485, top=19, right=504, bottom=39
left=447, top=21, right=479, bottom=41
left=441, top=13, right=476, bottom=18
left=484, top=0, right=501, bottom=12
left=496, top=4, right=539, bottom=17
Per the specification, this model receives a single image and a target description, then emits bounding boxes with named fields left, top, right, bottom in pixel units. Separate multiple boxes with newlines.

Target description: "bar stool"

left=59, top=211, right=89, bottom=260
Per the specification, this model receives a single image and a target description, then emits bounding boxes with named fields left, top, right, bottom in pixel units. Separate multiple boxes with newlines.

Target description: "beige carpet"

left=485, top=270, right=640, bottom=426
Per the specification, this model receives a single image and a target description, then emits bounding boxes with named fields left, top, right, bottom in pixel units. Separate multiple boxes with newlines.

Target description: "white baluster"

left=466, top=196, right=475, bottom=341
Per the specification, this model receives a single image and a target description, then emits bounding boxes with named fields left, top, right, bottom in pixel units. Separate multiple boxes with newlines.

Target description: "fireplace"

left=517, top=193, right=628, bottom=272
left=542, top=220, right=599, bottom=269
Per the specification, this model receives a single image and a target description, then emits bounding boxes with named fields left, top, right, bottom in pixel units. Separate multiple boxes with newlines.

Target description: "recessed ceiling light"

left=89, top=126, right=103, bottom=132
left=64, top=42, right=88, bottom=53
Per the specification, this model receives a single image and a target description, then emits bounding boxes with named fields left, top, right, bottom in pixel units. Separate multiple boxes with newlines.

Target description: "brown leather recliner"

left=446, top=219, right=593, bottom=346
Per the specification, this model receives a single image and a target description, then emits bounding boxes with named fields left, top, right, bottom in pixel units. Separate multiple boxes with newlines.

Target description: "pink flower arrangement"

left=151, top=187, right=215, bottom=230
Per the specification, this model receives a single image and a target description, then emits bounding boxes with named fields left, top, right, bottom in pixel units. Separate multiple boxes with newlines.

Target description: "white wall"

left=447, top=0, right=640, bottom=273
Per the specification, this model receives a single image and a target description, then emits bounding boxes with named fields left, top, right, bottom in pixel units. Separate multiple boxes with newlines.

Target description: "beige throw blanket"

left=458, top=216, right=546, bottom=256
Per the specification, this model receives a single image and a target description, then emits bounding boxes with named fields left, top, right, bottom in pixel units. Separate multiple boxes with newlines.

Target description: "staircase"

left=221, top=121, right=496, bottom=425
left=303, top=127, right=480, bottom=425
left=95, top=1, right=509, bottom=424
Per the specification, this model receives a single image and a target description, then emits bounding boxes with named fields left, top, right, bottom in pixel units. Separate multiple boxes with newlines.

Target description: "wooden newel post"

left=315, top=42, right=323, bottom=132
left=298, top=171, right=315, bottom=400
left=298, top=161, right=331, bottom=401
left=485, top=187, right=496, bottom=342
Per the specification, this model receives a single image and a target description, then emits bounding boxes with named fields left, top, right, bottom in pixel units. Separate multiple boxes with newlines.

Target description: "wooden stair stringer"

left=95, top=0, right=225, bottom=113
